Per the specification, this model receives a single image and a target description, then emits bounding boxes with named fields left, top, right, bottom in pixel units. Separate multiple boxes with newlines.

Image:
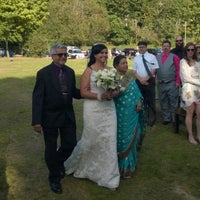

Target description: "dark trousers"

left=136, top=79, right=156, bottom=126
left=43, top=126, right=77, bottom=183
left=157, top=81, right=179, bottom=122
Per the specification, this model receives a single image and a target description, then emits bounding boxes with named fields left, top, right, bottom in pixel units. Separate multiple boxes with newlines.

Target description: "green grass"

left=0, top=57, right=200, bottom=200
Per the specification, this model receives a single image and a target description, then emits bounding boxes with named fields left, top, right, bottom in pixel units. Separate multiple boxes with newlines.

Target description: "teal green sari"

left=114, top=76, right=146, bottom=178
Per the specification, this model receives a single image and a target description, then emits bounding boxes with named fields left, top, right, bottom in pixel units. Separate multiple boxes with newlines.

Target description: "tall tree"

left=0, top=0, right=49, bottom=56
left=184, top=0, right=200, bottom=42
left=100, top=0, right=200, bottom=46
left=136, top=0, right=200, bottom=45
left=28, top=0, right=109, bottom=50
left=99, top=0, right=142, bottom=45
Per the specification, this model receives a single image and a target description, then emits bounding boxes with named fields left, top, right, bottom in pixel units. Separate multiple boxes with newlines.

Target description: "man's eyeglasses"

left=54, top=53, right=68, bottom=57
left=176, top=40, right=183, bottom=42
left=187, top=48, right=195, bottom=52
left=196, top=46, right=200, bottom=49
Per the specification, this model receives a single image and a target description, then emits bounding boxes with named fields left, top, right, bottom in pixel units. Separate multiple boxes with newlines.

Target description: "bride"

left=64, top=43, right=120, bottom=190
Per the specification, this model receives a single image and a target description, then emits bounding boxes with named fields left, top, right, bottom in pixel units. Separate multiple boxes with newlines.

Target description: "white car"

left=68, top=49, right=85, bottom=59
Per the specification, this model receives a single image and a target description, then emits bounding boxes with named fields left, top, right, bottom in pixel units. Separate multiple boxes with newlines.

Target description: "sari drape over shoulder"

left=114, top=76, right=146, bottom=178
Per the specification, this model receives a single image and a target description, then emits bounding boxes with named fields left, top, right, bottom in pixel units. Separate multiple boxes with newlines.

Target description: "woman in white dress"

left=64, top=43, right=120, bottom=189
left=180, top=42, right=200, bottom=144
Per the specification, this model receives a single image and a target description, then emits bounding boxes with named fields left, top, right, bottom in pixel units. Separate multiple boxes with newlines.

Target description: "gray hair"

left=50, top=43, right=67, bottom=54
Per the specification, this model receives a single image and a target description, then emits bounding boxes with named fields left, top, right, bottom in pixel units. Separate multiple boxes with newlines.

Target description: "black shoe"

left=50, top=182, right=62, bottom=194
left=147, top=117, right=156, bottom=127
left=148, top=121, right=155, bottom=127
left=162, top=121, right=171, bottom=125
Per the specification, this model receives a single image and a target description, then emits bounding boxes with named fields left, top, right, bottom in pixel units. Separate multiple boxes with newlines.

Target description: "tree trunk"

left=5, top=39, right=10, bottom=58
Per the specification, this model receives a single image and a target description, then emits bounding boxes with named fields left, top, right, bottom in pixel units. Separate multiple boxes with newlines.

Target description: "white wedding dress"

left=64, top=70, right=120, bottom=189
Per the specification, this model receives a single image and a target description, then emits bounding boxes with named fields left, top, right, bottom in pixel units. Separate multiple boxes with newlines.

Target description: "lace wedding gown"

left=64, top=70, right=120, bottom=189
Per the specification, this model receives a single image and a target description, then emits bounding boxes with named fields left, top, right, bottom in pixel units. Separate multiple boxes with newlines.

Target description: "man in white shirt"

left=133, top=41, right=159, bottom=126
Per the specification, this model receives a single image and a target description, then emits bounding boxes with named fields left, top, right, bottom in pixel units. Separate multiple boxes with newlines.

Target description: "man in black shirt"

left=171, top=36, right=184, bottom=59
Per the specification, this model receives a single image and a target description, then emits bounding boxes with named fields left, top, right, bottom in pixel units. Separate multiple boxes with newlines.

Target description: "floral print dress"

left=180, top=59, right=200, bottom=110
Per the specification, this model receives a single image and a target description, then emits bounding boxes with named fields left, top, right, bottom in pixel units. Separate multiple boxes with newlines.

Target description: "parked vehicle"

left=122, top=48, right=137, bottom=58
left=148, top=48, right=162, bottom=55
left=67, top=49, right=85, bottom=59
left=0, top=48, right=5, bottom=57
left=67, top=46, right=79, bottom=51
left=111, top=48, right=124, bottom=57
left=0, top=48, right=14, bottom=57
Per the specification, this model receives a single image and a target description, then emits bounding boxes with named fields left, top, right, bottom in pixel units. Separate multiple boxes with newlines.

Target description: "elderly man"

left=156, top=40, right=181, bottom=125
left=32, top=44, right=81, bottom=194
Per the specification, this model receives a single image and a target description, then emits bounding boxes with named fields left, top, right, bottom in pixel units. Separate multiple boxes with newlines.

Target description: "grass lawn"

left=0, top=57, right=200, bottom=200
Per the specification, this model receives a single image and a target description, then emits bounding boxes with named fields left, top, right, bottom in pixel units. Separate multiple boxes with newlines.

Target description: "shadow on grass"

left=0, top=157, right=9, bottom=200
left=1, top=75, right=200, bottom=200
left=0, top=75, right=83, bottom=199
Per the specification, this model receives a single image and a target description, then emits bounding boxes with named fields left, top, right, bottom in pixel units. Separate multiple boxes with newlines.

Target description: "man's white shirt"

left=133, top=52, right=159, bottom=77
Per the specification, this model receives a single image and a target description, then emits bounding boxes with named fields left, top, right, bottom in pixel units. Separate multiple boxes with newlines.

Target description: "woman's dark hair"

left=183, top=42, right=197, bottom=62
left=113, top=55, right=126, bottom=68
left=87, top=43, right=107, bottom=67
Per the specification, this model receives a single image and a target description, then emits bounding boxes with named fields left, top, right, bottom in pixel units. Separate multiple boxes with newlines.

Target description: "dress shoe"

left=50, top=182, right=62, bottom=194
left=148, top=122, right=155, bottom=127
left=147, top=118, right=156, bottom=127
left=162, top=121, right=171, bottom=125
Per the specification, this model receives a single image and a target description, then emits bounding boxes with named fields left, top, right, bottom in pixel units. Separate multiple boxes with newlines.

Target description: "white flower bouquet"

left=95, top=68, right=123, bottom=90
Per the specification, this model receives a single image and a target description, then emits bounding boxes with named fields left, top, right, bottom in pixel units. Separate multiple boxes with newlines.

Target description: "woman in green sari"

left=113, top=55, right=146, bottom=178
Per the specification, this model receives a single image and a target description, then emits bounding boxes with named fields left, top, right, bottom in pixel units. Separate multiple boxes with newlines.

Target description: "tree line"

left=0, top=0, right=199, bottom=56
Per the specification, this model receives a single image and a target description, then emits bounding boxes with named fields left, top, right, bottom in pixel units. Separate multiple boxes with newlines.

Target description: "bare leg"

left=185, top=104, right=197, bottom=144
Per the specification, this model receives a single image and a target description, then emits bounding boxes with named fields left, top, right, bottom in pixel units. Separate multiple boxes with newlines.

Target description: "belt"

left=159, top=80, right=173, bottom=84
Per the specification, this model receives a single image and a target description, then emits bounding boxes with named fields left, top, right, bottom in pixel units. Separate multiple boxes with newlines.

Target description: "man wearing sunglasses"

left=171, top=36, right=184, bottom=59
left=32, top=44, right=81, bottom=194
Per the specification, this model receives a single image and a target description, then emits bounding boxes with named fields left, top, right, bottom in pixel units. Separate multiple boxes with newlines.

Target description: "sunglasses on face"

left=176, top=40, right=183, bottom=42
left=187, top=48, right=195, bottom=52
left=54, top=53, right=68, bottom=57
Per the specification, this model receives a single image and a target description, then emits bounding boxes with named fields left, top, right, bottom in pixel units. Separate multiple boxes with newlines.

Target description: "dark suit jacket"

left=32, top=62, right=81, bottom=128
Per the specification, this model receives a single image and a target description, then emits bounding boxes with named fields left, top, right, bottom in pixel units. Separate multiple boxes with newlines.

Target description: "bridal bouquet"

left=95, top=68, right=124, bottom=90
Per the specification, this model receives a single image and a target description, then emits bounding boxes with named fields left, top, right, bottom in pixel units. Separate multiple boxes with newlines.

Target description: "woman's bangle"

left=97, top=93, right=102, bottom=101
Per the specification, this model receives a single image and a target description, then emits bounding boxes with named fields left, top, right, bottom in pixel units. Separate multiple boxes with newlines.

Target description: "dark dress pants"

left=157, top=81, right=179, bottom=122
left=136, top=79, right=156, bottom=126
left=43, top=126, right=77, bottom=183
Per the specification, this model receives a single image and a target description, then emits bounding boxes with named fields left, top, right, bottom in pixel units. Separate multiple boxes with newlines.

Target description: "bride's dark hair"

left=87, top=43, right=107, bottom=67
